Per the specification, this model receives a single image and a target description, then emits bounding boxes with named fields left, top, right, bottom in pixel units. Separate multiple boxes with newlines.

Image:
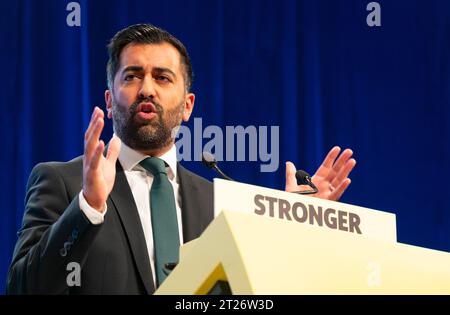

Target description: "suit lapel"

left=177, top=164, right=214, bottom=242
left=109, top=162, right=155, bottom=294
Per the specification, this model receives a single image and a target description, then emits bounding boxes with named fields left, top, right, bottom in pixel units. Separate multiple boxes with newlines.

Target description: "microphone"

left=202, top=151, right=316, bottom=195
left=294, top=170, right=318, bottom=195
left=202, top=151, right=234, bottom=181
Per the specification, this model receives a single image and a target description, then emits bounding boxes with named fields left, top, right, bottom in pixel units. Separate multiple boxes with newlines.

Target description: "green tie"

left=140, top=157, right=180, bottom=287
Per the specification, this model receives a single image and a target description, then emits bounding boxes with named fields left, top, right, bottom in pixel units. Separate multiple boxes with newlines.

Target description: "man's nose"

left=138, top=76, right=156, bottom=99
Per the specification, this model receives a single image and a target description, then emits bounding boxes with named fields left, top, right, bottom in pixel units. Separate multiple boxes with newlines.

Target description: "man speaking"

left=7, top=24, right=356, bottom=294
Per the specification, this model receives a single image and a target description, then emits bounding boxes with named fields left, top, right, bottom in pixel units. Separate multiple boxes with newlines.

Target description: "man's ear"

left=105, top=90, right=113, bottom=119
left=182, top=93, right=195, bottom=122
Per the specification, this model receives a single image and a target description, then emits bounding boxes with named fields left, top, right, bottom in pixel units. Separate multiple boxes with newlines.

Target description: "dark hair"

left=106, top=23, right=193, bottom=91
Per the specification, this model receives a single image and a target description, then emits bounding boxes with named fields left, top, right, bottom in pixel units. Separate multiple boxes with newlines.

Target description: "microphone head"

left=202, top=151, right=217, bottom=169
left=295, top=170, right=311, bottom=185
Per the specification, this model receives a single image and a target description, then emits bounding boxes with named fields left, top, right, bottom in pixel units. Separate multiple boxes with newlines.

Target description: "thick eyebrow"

left=120, top=66, right=177, bottom=80
left=121, top=65, right=144, bottom=75
left=122, top=66, right=177, bottom=79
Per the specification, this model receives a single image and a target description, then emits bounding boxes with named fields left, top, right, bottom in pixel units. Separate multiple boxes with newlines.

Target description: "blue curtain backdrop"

left=1, top=0, right=449, bottom=292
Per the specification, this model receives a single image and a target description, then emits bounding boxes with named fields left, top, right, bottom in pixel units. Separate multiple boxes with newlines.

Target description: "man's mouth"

left=135, top=102, right=158, bottom=121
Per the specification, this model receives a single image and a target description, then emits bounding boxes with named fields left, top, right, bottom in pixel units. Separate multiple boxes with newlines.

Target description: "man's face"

left=105, top=42, right=194, bottom=154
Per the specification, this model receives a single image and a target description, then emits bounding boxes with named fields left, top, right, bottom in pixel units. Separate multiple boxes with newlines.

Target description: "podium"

left=155, top=180, right=450, bottom=294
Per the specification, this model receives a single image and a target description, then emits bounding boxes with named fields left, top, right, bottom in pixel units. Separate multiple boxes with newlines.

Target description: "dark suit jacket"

left=7, top=156, right=214, bottom=294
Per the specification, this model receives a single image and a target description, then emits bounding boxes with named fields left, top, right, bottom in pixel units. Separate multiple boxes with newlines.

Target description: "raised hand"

left=285, top=146, right=356, bottom=201
left=82, top=107, right=121, bottom=212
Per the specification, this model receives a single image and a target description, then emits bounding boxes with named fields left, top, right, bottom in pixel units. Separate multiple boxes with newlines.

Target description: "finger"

left=322, top=146, right=341, bottom=168
left=330, top=178, right=351, bottom=201
left=85, top=116, right=103, bottom=159
left=89, top=140, right=105, bottom=170
left=331, top=158, right=356, bottom=188
left=84, top=107, right=103, bottom=145
left=285, top=161, right=298, bottom=192
left=84, top=111, right=97, bottom=146
left=315, top=146, right=341, bottom=178
left=106, top=135, right=121, bottom=163
left=85, top=117, right=104, bottom=161
left=329, top=149, right=353, bottom=176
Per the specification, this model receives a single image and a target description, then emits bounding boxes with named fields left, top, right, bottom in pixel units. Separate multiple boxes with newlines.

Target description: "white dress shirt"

left=78, top=141, right=183, bottom=286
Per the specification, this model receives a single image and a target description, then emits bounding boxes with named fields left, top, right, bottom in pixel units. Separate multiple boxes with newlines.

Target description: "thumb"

left=285, top=161, right=298, bottom=192
left=106, top=135, right=121, bottom=162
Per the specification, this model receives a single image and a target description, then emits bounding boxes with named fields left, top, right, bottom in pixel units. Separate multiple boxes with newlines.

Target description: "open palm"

left=285, top=146, right=356, bottom=201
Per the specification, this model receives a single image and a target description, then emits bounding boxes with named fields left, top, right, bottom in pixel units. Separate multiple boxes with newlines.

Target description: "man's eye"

left=124, top=74, right=136, bottom=81
left=156, top=76, right=171, bottom=82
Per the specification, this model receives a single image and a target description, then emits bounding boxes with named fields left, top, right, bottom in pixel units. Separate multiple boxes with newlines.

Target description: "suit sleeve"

left=7, top=163, right=102, bottom=294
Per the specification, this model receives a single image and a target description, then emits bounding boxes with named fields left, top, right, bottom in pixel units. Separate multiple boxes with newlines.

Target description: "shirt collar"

left=118, top=137, right=178, bottom=180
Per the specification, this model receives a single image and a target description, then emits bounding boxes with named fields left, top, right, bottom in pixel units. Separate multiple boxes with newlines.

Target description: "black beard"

left=112, top=96, right=184, bottom=152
